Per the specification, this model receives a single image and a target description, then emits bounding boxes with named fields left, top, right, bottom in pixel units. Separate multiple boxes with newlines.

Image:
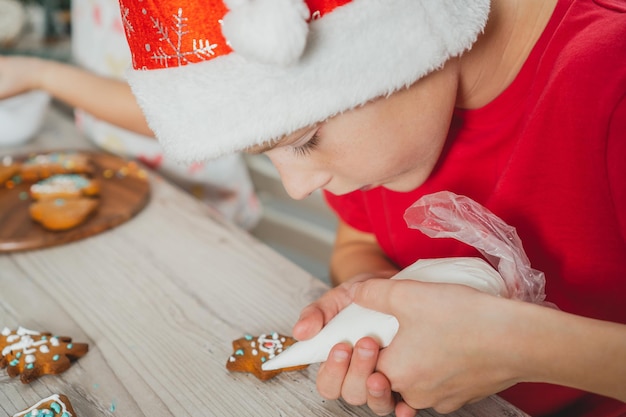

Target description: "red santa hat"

left=118, top=0, right=490, bottom=162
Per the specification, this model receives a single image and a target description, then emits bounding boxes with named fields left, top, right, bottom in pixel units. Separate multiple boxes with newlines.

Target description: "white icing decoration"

left=31, top=175, right=90, bottom=195
left=1, top=327, right=58, bottom=368
left=12, top=394, right=72, bottom=417
left=256, top=334, right=284, bottom=359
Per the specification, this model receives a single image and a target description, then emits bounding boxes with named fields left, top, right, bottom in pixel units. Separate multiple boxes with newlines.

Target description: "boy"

left=116, top=0, right=626, bottom=415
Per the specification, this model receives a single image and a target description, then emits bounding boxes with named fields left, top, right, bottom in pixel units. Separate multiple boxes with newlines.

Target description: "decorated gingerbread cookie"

left=20, top=152, right=93, bottom=182
left=29, top=197, right=99, bottom=231
left=0, top=162, right=20, bottom=186
left=226, top=332, right=308, bottom=381
left=0, top=326, right=89, bottom=384
left=13, top=394, right=76, bottom=417
left=30, top=174, right=100, bottom=201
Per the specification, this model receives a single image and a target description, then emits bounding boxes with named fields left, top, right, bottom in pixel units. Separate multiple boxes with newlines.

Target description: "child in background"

left=0, top=0, right=261, bottom=230
left=117, top=0, right=625, bottom=416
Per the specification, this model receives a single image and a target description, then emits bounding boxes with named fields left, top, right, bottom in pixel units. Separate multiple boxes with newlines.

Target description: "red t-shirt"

left=324, top=0, right=626, bottom=415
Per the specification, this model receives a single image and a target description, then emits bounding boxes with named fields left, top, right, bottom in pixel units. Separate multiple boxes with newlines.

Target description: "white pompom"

left=221, top=0, right=310, bottom=66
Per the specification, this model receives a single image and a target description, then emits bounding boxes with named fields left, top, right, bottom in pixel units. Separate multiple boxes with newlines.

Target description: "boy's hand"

left=293, top=270, right=397, bottom=341
left=293, top=271, right=415, bottom=416
left=350, top=278, right=521, bottom=414
left=317, top=337, right=417, bottom=417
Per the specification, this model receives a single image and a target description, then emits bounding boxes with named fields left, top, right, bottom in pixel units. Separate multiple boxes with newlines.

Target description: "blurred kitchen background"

left=0, top=0, right=337, bottom=284
left=0, top=0, right=71, bottom=60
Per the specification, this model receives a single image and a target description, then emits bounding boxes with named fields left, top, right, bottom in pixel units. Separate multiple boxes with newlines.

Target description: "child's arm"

left=0, top=55, right=154, bottom=137
left=329, top=219, right=398, bottom=286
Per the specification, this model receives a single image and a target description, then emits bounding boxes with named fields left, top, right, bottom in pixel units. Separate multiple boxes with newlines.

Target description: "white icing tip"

left=262, top=304, right=399, bottom=371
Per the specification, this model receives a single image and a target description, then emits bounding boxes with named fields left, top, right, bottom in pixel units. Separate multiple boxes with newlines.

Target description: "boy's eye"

left=291, top=132, right=320, bottom=157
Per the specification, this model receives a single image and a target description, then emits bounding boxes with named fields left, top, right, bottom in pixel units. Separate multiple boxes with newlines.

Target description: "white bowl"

left=0, top=90, right=51, bottom=146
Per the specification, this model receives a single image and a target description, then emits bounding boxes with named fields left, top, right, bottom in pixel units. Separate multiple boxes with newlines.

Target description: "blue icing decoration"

left=26, top=363, right=34, bottom=369
left=261, top=357, right=266, bottom=362
left=51, top=402, right=61, bottom=413
left=10, top=359, right=19, bottom=366
left=244, top=334, right=253, bottom=340
left=53, top=354, right=60, bottom=361
left=235, top=349, right=244, bottom=356
left=41, top=174, right=90, bottom=188
left=67, top=343, right=73, bottom=349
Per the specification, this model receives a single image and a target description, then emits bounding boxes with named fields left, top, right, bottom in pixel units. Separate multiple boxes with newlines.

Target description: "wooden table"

left=0, top=107, right=529, bottom=417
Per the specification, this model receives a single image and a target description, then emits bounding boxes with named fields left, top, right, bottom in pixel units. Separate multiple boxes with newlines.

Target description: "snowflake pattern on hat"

left=119, top=0, right=232, bottom=69
left=118, top=0, right=349, bottom=70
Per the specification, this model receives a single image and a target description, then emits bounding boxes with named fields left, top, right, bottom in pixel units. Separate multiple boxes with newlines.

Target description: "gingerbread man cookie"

left=13, top=394, right=76, bottom=417
left=20, top=152, right=93, bottom=182
left=29, top=198, right=99, bottom=231
left=0, top=326, right=89, bottom=384
left=30, top=174, right=100, bottom=201
left=226, top=332, right=308, bottom=381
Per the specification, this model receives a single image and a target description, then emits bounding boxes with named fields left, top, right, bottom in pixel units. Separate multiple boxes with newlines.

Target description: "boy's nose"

left=265, top=152, right=331, bottom=200
left=280, top=171, right=330, bottom=200
left=272, top=166, right=330, bottom=200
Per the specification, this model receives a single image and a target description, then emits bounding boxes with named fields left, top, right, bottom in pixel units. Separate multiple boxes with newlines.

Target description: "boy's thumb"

left=349, top=279, right=397, bottom=316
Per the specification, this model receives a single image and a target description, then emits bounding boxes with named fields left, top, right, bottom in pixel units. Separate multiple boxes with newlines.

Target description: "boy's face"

left=256, top=66, right=458, bottom=200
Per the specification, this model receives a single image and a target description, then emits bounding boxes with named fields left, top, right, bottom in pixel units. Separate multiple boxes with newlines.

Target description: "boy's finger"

left=349, top=279, right=401, bottom=316
left=366, top=372, right=396, bottom=416
left=316, top=343, right=352, bottom=400
left=340, top=337, right=380, bottom=405
left=295, top=284, right=354, bottom=340
left=293, top=304, right=325, bottom=340
left=395, top=400, right=419, bottom=417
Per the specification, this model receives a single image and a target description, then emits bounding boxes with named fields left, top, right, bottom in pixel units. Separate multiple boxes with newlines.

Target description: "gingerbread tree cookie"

left=0, top=326, right=89, bottom=384
left=226, top=332, right=308, bottom=381
left=13, top=394, right=76, bottom=417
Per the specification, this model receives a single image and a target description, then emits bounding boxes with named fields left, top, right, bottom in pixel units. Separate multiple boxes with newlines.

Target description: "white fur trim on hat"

left=127, top=0, right=490, bottom=162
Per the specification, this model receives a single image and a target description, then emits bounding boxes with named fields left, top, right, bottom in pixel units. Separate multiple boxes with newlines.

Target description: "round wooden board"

left=0, top=151, right=150, bottom=252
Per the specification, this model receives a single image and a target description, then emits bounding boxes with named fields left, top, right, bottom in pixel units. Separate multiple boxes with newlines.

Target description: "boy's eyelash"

left=291, top=133, right=320, bottom=157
